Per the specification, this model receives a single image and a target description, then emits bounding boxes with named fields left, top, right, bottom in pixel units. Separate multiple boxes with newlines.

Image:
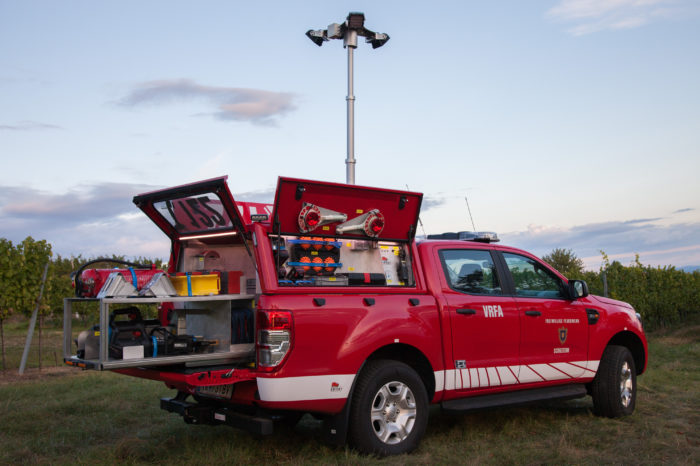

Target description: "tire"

left=348, top=360, right=428, bottom=456
left=591, top=345, right=637, bottom=418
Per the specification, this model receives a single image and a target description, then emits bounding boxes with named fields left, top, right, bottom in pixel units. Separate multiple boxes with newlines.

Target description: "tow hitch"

left=161, top=392, right=274, bottom=435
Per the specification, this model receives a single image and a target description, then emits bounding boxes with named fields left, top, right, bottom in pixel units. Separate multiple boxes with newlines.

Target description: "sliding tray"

left=63, top=294, right=255, bottom=371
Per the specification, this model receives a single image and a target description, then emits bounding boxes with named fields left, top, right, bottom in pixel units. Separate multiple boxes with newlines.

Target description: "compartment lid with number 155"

left=133, top=176, right=248, bottom=242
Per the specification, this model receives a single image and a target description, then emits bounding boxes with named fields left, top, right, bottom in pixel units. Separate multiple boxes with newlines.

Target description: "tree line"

left=542, top=248, right=700, bottom=328
left=0, top=236, right=164, bottom=371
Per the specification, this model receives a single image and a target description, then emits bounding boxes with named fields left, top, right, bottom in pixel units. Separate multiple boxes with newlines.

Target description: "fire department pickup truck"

left=64, top=176, right=648, bottom=456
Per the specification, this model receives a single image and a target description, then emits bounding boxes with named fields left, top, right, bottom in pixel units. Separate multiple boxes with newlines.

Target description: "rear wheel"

left=591, top=345, right=637, bottom=417
left=348, top=360, right=428, bottom=456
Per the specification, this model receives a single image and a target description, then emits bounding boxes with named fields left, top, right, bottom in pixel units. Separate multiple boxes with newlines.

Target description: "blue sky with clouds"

left=1, top=0, right=699, bottom=269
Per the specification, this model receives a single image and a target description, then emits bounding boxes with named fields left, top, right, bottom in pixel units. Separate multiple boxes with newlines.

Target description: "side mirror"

left=568, top=280, right=589, bottom=299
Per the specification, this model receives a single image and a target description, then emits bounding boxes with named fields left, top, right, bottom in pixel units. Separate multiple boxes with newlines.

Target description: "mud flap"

left=321, top=398, right=351, bottom=446
left=321, top=361, right=363, bottom=447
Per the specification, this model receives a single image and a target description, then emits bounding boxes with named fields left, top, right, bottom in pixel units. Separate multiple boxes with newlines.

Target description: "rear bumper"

left=113, top=366, right=257, bottom=393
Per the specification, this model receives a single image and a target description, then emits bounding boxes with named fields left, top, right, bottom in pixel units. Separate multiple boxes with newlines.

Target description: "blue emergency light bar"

left=426, top=231, right=500, bottom=243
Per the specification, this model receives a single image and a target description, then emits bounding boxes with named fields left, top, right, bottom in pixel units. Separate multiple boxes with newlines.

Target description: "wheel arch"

left=363, top=343, right=436, bottom=401
left=606, top=331, right=646, bottom=375
left=318, top=343, right=434, bottom=449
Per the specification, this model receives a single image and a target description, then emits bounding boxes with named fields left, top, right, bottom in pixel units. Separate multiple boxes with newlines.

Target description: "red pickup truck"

left=65, top=176, right=648, bottom=456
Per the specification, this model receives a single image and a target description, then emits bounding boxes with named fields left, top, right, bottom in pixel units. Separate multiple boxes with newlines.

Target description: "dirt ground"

left=0, top=366, right=79, bottom=386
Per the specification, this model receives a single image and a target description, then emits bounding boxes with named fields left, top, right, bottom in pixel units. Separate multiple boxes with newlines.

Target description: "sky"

left=1, top=0, right=699, bottom=270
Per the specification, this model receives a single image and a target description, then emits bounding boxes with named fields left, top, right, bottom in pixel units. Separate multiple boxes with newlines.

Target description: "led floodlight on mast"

left=305, top=12, right=390, bottom=185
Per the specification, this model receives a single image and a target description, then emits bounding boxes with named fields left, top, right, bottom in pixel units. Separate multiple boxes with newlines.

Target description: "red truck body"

left=66, top=175, right=648, bottom=455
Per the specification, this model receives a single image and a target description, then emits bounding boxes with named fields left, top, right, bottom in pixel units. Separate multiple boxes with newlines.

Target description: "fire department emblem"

left=558, top=327, right=568, bottom=344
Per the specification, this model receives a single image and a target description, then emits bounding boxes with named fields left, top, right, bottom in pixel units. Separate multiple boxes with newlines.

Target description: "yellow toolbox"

left=170, top=273, right=220, bottom=296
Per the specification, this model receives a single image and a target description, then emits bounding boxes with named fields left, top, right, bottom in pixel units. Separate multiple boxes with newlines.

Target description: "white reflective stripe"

left=434, top=370, right=445, bottom=392
left=567, top=360, right=597, bottom=377
left=518, top=365, right=544, bottom=383
left=585, top=360, right=600, bottom=374
left=422, top=361, right=600, bottom=394
left=476, top=368, right=487, bottom=387
left=257, top=374, right=355, bottom=402
left=487, top=367, right=500, bottom=386
left=470, top=368, right=479, bottom=388
left=455, top=368, right=463, bottom=390
left=509, top=366, right=520, bottom=380
left=497, top=366, right=518, bottom=385
left=445, top=369, right=457, bottom=390
left=550, top=362, right=583, bottom=378
left=529, top=364, right=571, bottom=381
left=460, top=369, right=471, bottom=389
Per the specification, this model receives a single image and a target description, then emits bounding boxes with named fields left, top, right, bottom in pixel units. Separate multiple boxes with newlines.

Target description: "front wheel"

left=591, top=345, right=637, bottom=417
left=348, top=360, right=428, bottom=456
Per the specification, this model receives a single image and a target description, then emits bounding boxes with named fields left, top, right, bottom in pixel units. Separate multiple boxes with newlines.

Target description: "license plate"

left=196, top=384, right=234, bottom=399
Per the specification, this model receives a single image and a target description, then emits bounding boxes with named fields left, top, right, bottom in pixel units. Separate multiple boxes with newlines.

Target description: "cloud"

left=116, top=79, right=297, bottom=126
left=0, top=182, right=169, bottom=258
left=4, top=181, right=698, bottom=269
left=421, top=196, right=447, bottom=211
left=0, top=183, right=156, bottom=221
left=235, top=188, right=276, bottom=203
left=673, top=208, right=694, bottom=214
left=546, top=0, right=694, bottom=35
left=503, top=217, right=700, bottom=268
left=0, top=120, right=62, bottom=131
left=623, top=217, right=662, bottom=224
left=0, top=182, right=280, bottom=259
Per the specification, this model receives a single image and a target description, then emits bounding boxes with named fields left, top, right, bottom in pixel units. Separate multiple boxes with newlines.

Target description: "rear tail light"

left=256, top=310, right=293, bottom=370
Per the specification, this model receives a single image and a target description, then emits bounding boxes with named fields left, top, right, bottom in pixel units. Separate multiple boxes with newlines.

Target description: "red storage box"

left=78, top=267, right=163, bottom=297
left=217, top=270, right=243, bottom=294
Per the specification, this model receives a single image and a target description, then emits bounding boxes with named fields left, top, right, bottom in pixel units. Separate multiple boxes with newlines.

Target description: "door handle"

left=457, top=308, right=477, bottom=315
left=524, top=310, right=541, bottom=317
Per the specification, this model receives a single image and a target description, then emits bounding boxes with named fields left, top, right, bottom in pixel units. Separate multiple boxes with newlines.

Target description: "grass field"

left=1, top=317, right=66, bottom=371
left=1, top=315, right=698, bottom=464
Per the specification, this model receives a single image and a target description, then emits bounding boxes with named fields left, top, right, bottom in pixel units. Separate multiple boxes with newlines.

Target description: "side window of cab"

left=501, top=252, right=566, bottom=299
left=439, top=249, right=502, bottom=295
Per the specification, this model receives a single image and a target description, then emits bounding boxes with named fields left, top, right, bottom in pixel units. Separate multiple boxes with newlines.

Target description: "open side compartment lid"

left=133, top=176, right=247, bottom=241
left=271, top=177, right=423, bottom=242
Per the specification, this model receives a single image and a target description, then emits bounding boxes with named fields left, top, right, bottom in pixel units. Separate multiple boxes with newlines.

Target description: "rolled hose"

left=72, top=258, right=152, bottom=297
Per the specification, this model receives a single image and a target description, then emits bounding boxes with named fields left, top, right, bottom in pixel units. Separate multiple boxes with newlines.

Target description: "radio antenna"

left=465, top=195, right=477, bottom=231
left=406, top=184, right=427, bottom=237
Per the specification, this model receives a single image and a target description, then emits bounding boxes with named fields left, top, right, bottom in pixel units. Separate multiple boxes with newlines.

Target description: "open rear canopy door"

left=133, top=176, right=247, bottom=241
left=271, top=177, right=423, bottom=242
